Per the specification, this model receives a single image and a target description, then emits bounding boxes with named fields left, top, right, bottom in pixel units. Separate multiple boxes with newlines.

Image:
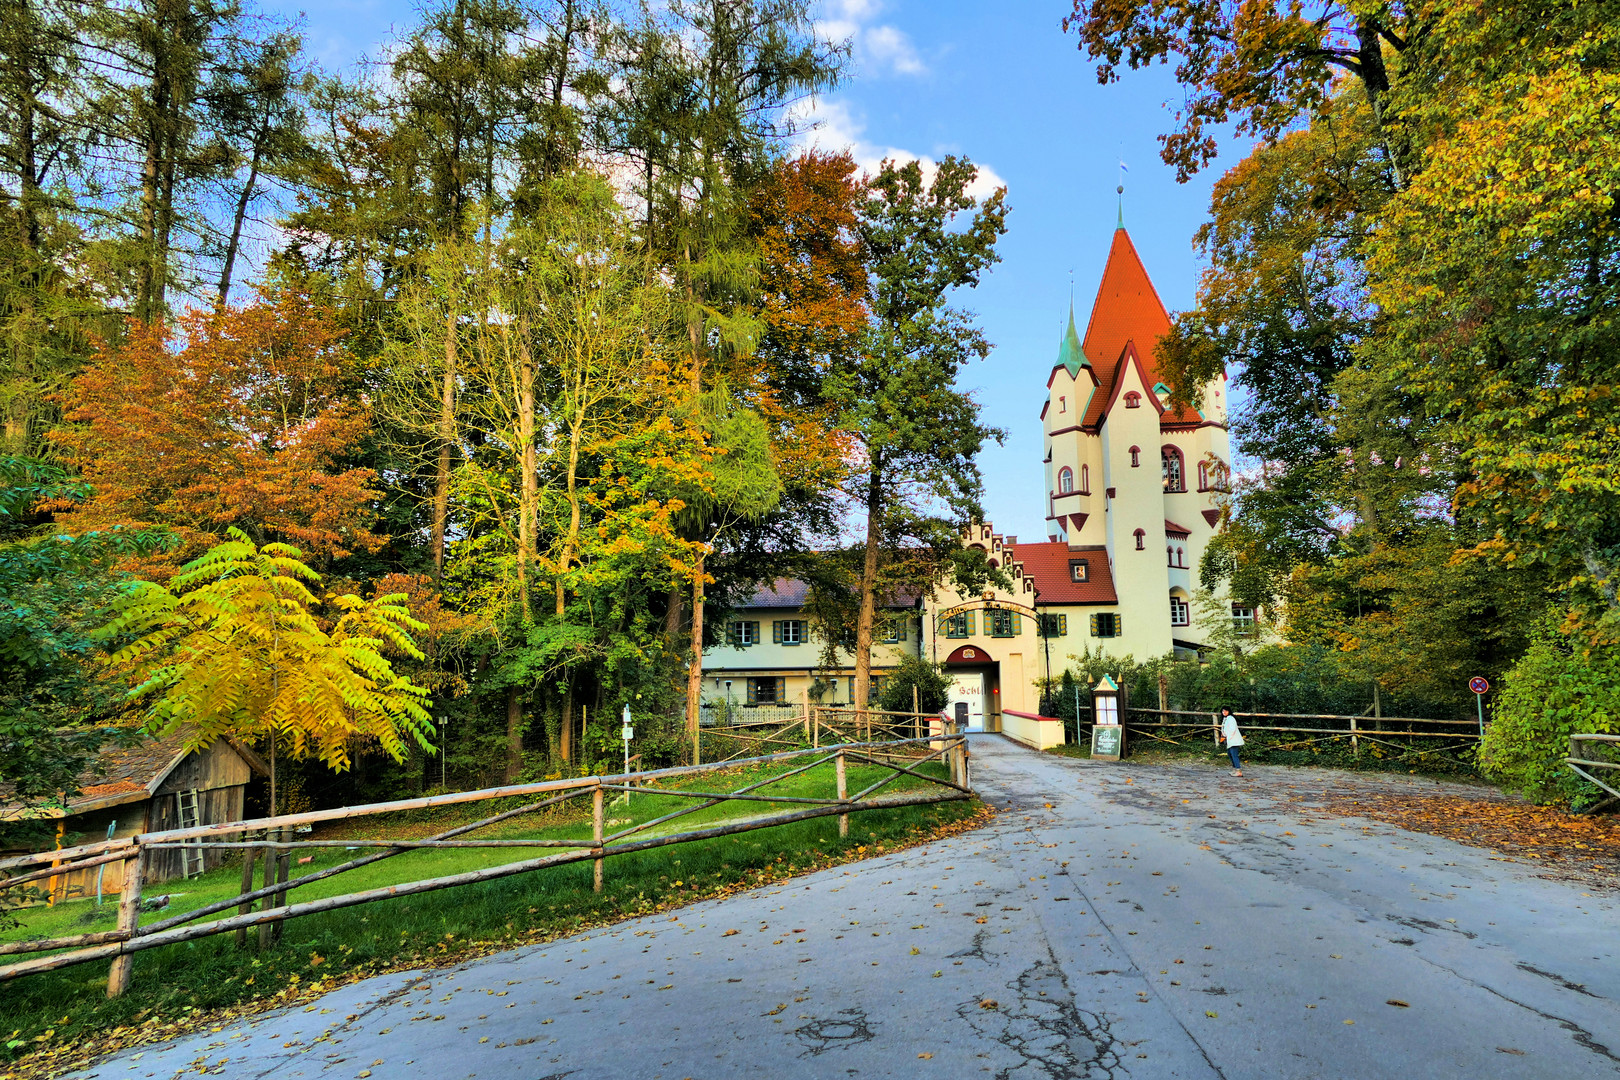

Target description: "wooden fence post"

left=835, top=749, right=848, bottom=838
left=592, top=784, right=605, bottom=893
left=258, top=829, right=280, bottom=951
left=271, top=827, right=292, bottom=944
left=235, top=837, right=257, bottom=949
left=1350, top=713, right=1360, bottom=757
left=106, top=848, right=143, bottom=998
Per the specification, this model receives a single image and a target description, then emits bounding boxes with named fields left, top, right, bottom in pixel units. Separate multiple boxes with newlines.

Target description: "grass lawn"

left=0, top=755, right=984, bottom=1078
left=1045, top=729, right=1481, bottom=781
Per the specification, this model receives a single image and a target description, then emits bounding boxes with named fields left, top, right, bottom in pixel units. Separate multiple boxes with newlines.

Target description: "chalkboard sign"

left=1091, top=724, right=1123, bottom=761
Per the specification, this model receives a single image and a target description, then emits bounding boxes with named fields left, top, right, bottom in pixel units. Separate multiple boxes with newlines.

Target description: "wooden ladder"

left=177, top=789, right=205, bottom=879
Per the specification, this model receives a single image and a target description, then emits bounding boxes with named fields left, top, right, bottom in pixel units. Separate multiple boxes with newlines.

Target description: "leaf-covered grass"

left=0, top=757, right=982, bottom=1075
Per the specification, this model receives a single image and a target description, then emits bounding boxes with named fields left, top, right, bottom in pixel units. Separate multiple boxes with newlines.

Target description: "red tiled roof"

left=743, top=578, right=811, bottom=608
left=1005, top=542, right=1118, bottom=604
left=1078, top=228, right=1201, bottom=428
left=1164, top=519, right=1193, bottom=537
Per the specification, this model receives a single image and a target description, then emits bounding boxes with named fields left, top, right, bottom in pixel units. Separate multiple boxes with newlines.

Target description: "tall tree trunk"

left=216, top=117, right=267, bottom=309
left=560, top=679, right=574, bottom=766
left=686, top=553, right=705, bottom=761
left=504, top=685, right=523, bottom=783
left=517, top=326, right=537, bottom=618
left=432, top=311, right=456, bottom=577
left=557, top=395, right=586, bottom=616
left=854, top=466, right=882, bottom=714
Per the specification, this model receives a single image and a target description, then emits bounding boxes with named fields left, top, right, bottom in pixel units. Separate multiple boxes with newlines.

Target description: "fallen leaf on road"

left=1497, top=1047, right=1525, bottom=1055
left=918, top=1052, right=933, bottom=1059
left=910, top=947, right=920, bottom=955
left=1386, top=1000, right=1409, bottom=1008
left=1343, top=1020, right=1354, bottom=1025
left=1205, top=1011, right=1218, bottom=1018
left=722, top=929, right=739, bottom=937
left=979, top=999, right=998, bottom=1010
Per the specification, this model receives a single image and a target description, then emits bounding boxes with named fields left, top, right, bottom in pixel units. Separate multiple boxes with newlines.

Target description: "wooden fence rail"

left=0, top=732, right=971, bottom=997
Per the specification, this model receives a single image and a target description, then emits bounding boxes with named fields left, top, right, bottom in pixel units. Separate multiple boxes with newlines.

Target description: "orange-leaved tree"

left=55, top=287, right=381, bottom=570
left=97, top=530, right=434, bottom=813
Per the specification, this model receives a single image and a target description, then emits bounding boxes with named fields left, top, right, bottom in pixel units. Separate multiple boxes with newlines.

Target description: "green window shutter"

left=1090, top=613, right=1100, bottom=637
left=1010, top=612, right=1021, bottom=635
left=1115, top=614, right=1123, bottom=637
left=896, top=620, right=906, bottom=642
left=726, top=622, right=738, bottom=646
left=746, top=679, right=758, bottom=705
left=772, top=620, right=782, bottom=644
left=1059, top=614, right=1068, bottom=635
left=966, top=611, right=976, bottom=636
left=776, top=677, right=786, bottom=703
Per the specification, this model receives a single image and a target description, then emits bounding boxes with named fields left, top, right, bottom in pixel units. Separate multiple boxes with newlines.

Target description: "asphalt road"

left=69, top=736, right=1618, bottom=1080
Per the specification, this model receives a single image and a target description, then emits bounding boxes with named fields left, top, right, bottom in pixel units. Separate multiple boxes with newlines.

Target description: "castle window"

left=1166, top=546, right=1174, bottom=566
left=1197, top=460, right=1209, bottom=491
left=1124, top=391, right=1141, bottom=408
left=1176, top=546, right=1185, bottom=567
left=1090, top=612, right=1122, bottom=638
left=1059, top=395, right=1066, bottom=413
left=1129, top=446, right=1141, bottom=468
left=1170, top=595, right=1190, bottom=626
left=1070, top=560, right=1088, bottom=582
left=1133, top=528, right=1146, bottom=550
left=1058, top=466, right=1073, bottom=494
left=1232, top=605, right=1256, bottom=636
left=1080, top=464, right=1090, bottom=494
left=1162, top=446, right=1185, bottom=492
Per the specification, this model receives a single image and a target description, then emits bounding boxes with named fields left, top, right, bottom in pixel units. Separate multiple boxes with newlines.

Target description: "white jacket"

left=1220, top=715, right=1244, bottom=747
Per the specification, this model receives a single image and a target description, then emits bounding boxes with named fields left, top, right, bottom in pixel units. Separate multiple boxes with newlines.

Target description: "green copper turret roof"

left=1056, top=300, right=1088, bottom=377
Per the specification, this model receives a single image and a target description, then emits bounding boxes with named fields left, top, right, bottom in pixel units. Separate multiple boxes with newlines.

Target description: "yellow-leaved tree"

left=97, top=530, right=434, bottom=812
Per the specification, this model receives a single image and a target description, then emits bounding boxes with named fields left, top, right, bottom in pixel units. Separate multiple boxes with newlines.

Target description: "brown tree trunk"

left=505, top=686, right=523, bottom=783
left=518, top=328, right=537, bottom=618
left=854, top=466, right=882, bottom=714
left=559, top=681, right=574, bottom=766
left=685, top=554, right=706, bottom=762
left=432, top=312, right=456, bottom=577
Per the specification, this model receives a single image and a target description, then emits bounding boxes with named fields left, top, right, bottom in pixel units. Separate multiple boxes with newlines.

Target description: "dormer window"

left=1070, top=560, right=1088, bottom=582
left=1124, top=391, right=1141, bottom=408
left=1058, top=466, right=1074, bottom=494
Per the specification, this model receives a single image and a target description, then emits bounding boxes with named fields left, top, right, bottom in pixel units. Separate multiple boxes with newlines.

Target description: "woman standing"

left=1217, top=707, right=1245, bottom=776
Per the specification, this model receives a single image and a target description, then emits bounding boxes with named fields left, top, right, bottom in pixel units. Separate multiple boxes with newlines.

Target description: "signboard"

left=621, top=724, right=634, bottom=741
left=1468, top=676, right=1490, bottom=695
left=1091, top=724, right=1123, bottom=761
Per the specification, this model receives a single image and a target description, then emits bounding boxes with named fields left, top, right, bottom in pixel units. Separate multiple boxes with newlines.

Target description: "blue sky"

left=263, top=0, right=1246, bottom=541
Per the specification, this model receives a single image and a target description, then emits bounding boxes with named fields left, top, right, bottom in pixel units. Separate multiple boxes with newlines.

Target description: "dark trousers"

left=1227, top=746, right=1242, bottom=769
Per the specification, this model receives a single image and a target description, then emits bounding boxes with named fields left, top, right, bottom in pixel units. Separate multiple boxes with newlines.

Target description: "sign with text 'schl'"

left=1091, top=724, right=1123, bottom=761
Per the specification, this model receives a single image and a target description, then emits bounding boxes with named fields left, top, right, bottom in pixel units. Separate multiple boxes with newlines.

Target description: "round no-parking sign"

left=1468, top=676, right=1490, bottom=695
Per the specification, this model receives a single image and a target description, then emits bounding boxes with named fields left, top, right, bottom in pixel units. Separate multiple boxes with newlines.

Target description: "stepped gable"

left=1001, top=540, right=1118, bottom=605
left=1078, top=226, right=1199, bottom=428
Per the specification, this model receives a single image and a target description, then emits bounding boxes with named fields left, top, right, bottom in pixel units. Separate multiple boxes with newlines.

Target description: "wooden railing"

left=1568, top=734, right=1620, bottom=814
left=1082, top=708, right=1484, bottom=761
left=0, top=733, right=972, bottom=997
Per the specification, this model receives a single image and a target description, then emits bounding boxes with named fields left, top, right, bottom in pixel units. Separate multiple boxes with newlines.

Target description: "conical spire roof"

left=1055, top=300, right=1088, bottom=377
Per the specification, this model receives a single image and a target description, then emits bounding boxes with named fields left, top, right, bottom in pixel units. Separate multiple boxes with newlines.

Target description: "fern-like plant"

left=97, top=529, right=433, bottom=809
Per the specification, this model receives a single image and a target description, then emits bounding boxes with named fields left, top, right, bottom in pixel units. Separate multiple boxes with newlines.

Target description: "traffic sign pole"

left=1468, top=677, right=1490, bottom=738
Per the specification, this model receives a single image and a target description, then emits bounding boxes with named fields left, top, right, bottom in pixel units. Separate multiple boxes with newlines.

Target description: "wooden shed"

left=1, top=732, right=267, bottom=900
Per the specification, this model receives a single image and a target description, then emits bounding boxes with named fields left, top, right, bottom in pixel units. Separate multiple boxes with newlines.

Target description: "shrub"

left=877, top=655, right=950, bottom=714
left=1480, top=618, right=1620, bottom=805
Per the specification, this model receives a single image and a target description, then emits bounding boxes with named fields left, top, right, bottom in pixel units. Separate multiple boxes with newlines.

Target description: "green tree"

left=831, top=156, right=1009, bottom=710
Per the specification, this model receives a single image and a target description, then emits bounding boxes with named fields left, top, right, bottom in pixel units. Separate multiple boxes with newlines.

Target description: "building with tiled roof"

left=699, top=218, right=1236, bottom=749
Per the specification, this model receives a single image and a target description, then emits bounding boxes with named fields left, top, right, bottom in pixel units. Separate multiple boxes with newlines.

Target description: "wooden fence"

left=1569, top=733, right=1620, bottom=813
left=698, top=707, right=949, bottom=764
left=0, top=732, right=971, bottom=997
left=1073, top=707, right=1484, bottom=763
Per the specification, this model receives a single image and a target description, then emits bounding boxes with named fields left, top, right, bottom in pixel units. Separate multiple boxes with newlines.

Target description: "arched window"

left=1058, top=467, right=1074, bottom=494
left=1058, top=395, right=1067, bottom=414
left=1166, top=546, right=1174, bottom=566
left=1080, top=464, right=1090, bottom=494
left=1162, top=446, right=1185, bottom=492
left=1124, top=391, right=1141, bottom=409
left=1133, top=528, right=1145, bottom=550
left=1176, top=546, right=1185, bottom=567
left=1129, top=446, right=1141, bottom=468
left=1170, top=594, right=1190, bottom=626
left=1197, top=460, right=1209, bottom=491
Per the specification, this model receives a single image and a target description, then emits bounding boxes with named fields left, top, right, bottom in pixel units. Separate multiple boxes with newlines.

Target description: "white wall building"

left=701, top=222, right=1237, bottom=748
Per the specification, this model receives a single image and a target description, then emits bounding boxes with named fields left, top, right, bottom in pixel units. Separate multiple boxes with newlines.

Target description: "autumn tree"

left=56, top=288, right=381, bottom=566
left=99, top=530, right=434, bottom=811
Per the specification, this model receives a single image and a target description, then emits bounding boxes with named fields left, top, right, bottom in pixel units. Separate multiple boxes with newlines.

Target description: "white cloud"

left=816, top=0, right=926, bottom=78
left=793, top=98, right=1008, bottom=203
